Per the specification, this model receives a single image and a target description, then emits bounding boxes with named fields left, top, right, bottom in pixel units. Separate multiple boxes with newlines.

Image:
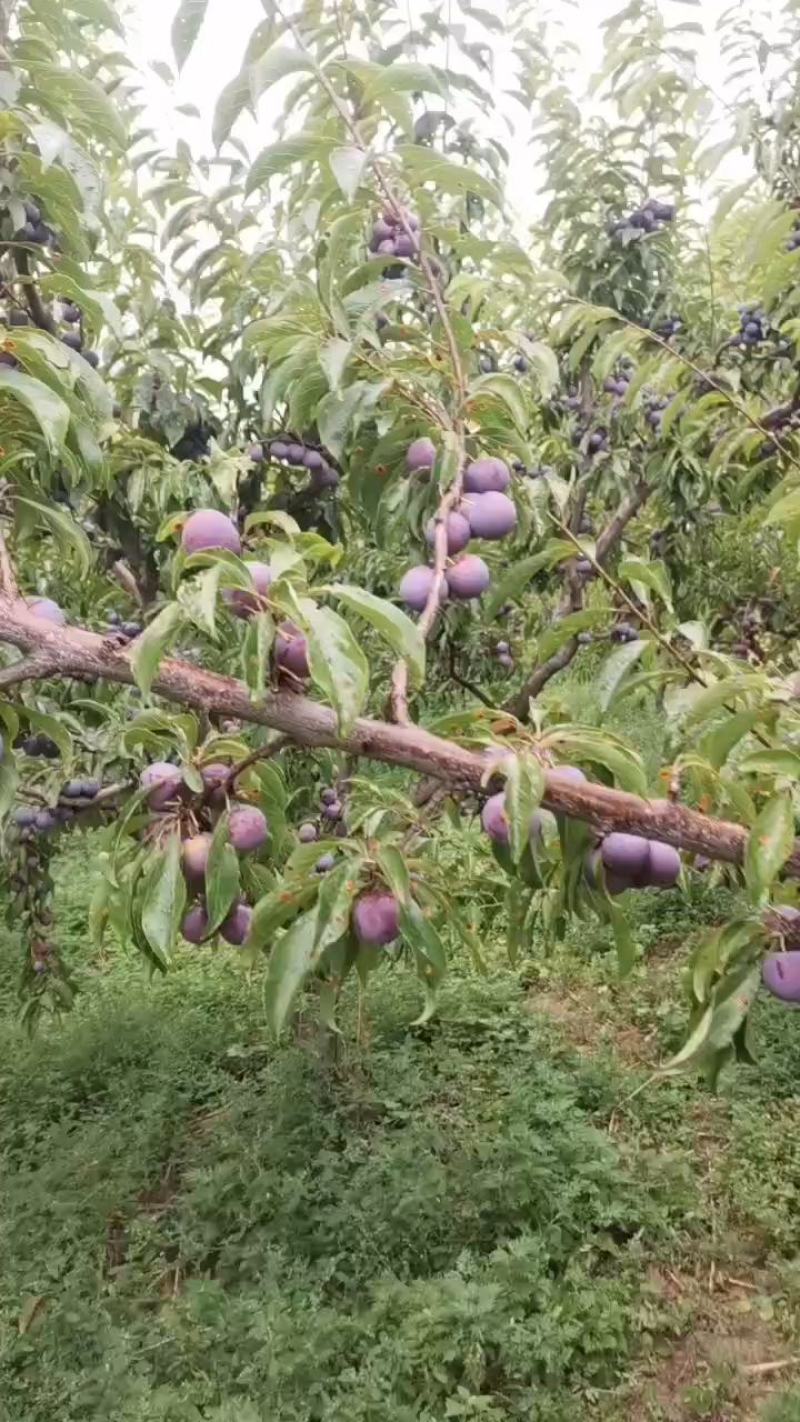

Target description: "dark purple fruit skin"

left=602, top=833, right=650, bottom=883
left=181, top=509, right=241, bottom=557
left=406, top=437, right=436, bottom=473
left=228, top=806, right=268, bottom=853
left=400, top=565, right=441, bottom=613
left=647, top=840, right=681, bottom=887
left=220, top=902, right=253, bottom=946
left=315, top=853, right=336, bottom=873
left=320, top=787, right=338, bottom=806
left=425, top=511, right=471, bottom=556
left=182, top=904, right=210, bottom=944
left=275, top=622, right=310, bottom=678
left=762, top=951, right=800, bottom=1003
left=464, top=457, right=511, bottom=494
left=585, top=847, right=629, bottom=895
left=481, top=792, right=509, bottom=844
left=445, top=555, right=490, bottom=601
left=549, top=765, right=587, bottom=786
left=353, top=891, right=400, bottom=946
left=463, top=491, right=517, bottom=540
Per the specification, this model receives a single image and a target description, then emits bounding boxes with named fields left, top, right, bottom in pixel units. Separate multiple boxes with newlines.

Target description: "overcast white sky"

left=126, top=0, right=753, bottom=225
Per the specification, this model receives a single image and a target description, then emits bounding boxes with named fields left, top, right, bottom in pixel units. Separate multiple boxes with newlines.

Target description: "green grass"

left=2, top=841, right=800, bottom=1420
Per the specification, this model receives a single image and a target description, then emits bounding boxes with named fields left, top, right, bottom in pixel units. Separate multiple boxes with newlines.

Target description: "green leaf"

left=744, top=794, right=795, bottom=903
left=618, top=558, right=673, bottom=611
left=0, top=758, right=18, bottom=826
left=366, top=61, right=444, bottom=99
left=597, top=640, right=648, bottom=711
left=212, top=68, right=252, bottom=149
left=249, top=881, right=317, bottom=948
left=264, top=906, right=322, bottom=1035
left=15, top=497, right=91, bottom=577
left=241, top=612, right=274, bottom=698
left=141, top=834, right=185, bottom=966
left=738, top=749, right=800, bottom=779
left=313, top=861, right=360, bottom=952
left=246, top=134, right=332, bottom=192
left=0, top=372, right=70, bottom=455
left=329, top=145, right=368, bottom=200
left=205, top=815, right=241, bottom=932
left=484, top=547, right=563, bottom=618
left=318, top=337, right=352, bottom=393
left=322, top=583, right=425, bottom=687
left=250, top=46, right=313, bottom=104
left=395, top=145, right=503, bottom=208
left=28, top=64, right=127, bottom=149
left=299, top=598, right=369, bottom=735
left=399, top=900, right=447, bottom=1023
left=131, top=603, right=183, bottom=696
left=171, top=0, right=209, bottom=68
left=504, top=753, right=545, bottom=865
left=376, top=845, right=412, bottom=905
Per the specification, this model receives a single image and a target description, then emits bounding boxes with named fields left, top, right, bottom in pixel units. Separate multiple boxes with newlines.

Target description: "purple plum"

left=304, top=448, right=324, bottom=470
left=315, top=852, right=336, bottom=873
left=481, top=792, right=509, bottom=845
left=406, top=437, right=437, bottom=473
left=601, top=833, right=650, bottom=884
left=201, top=762, right=230, bottom=808
left=646, top=840, right=681, bottom=888
left=464, top=457, right=511, bottom=494
left=549, top=765, right=587, bottom=786
left=320, top=787, right=338, bottom=806
left=445, top=555, right=490, bottom=601
left=464, top=491, right=517, bottom=541
left=181, top=509, right=241, bottom=557
left=399, top=565, right=443, bottom=613
left=394, top=233, right=417, bottom=258
left=310, top=464, right=340, bottom=492
left=425, top=511, right=471, bottom=556
left=182, top=833, right=213, bottom=889
left=287, top=442, right=305, bottom=464
left=298, top=822, right=318, bottom=843
left=223, top=560, right=272, bottom=618
left=28, top=597, right=66, bottom=626
left=140, top=762, right=184, bottom=811
left=182, top=904, right=210, bottom=944
left=220, top=901, right=253, bottom=946
left=322, top=799, right=343, bottom=822
left=353, top=891, right=401, bottom=946
left=270, top=441, right=289, bottom=460
left=275, top=622, right=310, bottom=678
left=762, top=951, right=800, bottom=1003
left=228, top=806, right=268, bottom=853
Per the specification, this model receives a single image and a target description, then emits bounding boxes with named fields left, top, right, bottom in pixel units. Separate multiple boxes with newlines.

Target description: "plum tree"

left=0, top=0, right=798, bottom=1078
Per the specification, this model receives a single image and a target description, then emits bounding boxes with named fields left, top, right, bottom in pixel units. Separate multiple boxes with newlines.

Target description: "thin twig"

left=222, top=735, right=290, bottom=792
left=0, top=523, right=18, bottom=599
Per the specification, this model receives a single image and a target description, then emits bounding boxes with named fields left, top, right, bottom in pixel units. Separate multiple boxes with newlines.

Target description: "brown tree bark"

left=0, top=593, right=793, bottom=875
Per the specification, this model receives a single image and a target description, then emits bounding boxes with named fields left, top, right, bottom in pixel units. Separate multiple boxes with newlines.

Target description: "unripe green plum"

left=229, top=806, right=268, bottom=853
left=353, top=891, right=400, bottom=945
left=181, top=509, right=241, bottom=557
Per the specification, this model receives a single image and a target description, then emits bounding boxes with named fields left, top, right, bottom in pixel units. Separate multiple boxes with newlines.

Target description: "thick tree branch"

left=0, top=593, right=797, bottom=876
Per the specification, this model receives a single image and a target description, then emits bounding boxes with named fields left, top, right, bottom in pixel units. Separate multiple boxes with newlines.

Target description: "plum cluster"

left=18, top=733, right=60, bottom=760
left=107, top=611, right=143, bottom=642
left=138, top=759, right=267, bottom=948
left=15, top=199, right=60, bottom=250
left=585, top=831, right=681, bottom=894
left=494, top=640, right=514, bottom=671
left=736, top=304, right=771, bottom=348
left=400, top=448, right=517, bottom=611
left=611, top=197, right=675, bottom=237
left=368, top=206, right=421, bottom=262
left=258, top=436, right=339, bottom=492
left=296, top=784, right=348, bottom=858
left=644, top=392, right=669, bottom=431
left=602, top=369, right=632, bottom=399
left=12, top=778, right=106, bottom=838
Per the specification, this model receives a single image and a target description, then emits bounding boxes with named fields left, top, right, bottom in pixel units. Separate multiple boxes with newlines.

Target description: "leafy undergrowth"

left=0, top=850, right=799, bottom=1420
